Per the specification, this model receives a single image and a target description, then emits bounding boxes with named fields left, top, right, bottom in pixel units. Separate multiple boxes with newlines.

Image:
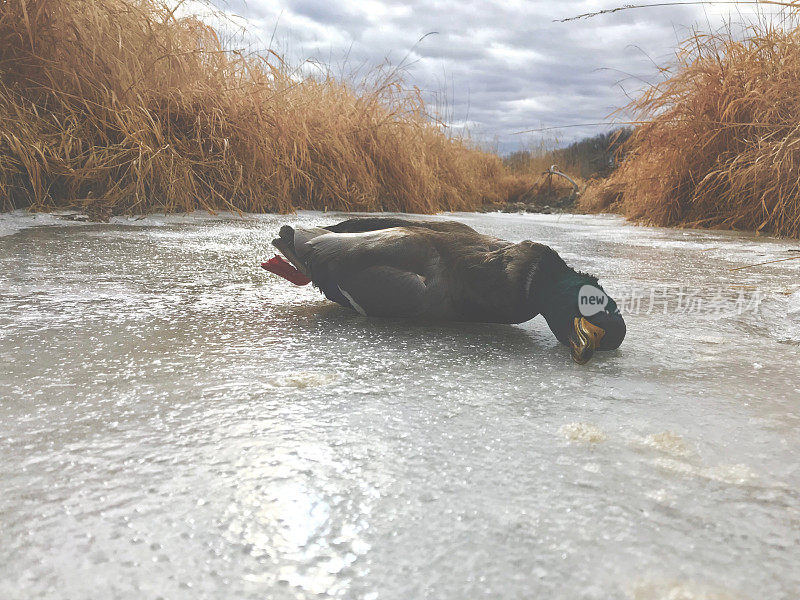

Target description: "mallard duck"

left=262, top=217, right=625, bottom=364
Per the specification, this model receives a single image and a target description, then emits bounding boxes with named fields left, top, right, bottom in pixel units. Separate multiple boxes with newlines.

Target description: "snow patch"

left=0, top=210, right=89, bottom=237
left=629, top=578, right=740, bottom=600
left=653, top=458, right=758, bottom=486
left=560, top=422, right=607, bottom=443
left=636, top=431, right=693, bottom=457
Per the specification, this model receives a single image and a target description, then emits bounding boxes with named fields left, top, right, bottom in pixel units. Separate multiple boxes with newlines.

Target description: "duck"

left=262, top=216, right=626, bottom=364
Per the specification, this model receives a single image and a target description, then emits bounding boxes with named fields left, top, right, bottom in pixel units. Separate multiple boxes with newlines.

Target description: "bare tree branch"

left=556, top=1, right=799, bottom=23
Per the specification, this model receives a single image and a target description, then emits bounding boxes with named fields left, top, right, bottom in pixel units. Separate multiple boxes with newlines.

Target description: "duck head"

left=539, top=270, right=626, bottom=365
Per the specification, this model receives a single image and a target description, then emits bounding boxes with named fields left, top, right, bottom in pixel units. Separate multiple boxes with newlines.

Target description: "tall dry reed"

left=581, top=16, right=800, bottom=237
left=0, top=0, right=524, bottom=216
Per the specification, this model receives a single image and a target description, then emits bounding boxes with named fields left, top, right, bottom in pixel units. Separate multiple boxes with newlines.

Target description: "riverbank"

left=579, top=19, right=800, bottom=239
left=0, top=0, right=536, bottom=216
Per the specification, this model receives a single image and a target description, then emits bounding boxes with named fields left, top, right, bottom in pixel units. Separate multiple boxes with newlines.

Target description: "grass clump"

left=0, top=0, right=525, bottom=217
left=581, top=16, right=800, bottom=237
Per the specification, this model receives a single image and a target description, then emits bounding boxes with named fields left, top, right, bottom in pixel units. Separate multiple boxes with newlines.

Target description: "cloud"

left=207, top=0, right=787, bottom=152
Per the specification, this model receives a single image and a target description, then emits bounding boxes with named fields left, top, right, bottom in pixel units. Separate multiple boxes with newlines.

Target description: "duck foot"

left=261, top=255, right=312, bottom=285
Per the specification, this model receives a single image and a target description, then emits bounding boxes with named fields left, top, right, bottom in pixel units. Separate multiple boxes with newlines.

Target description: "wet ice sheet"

left=1, top=211, right=799, bottom=600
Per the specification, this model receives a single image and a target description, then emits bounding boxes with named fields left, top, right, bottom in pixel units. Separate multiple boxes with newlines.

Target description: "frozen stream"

left=1, top=210, right=799, bottom=599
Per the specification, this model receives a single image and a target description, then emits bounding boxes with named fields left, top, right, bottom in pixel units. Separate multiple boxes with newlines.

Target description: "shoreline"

left=2, top=207, right=796, bottom=245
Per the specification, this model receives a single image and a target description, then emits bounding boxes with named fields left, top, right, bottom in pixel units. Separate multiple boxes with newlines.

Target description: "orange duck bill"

left=569, top=317, right=606, bottom=365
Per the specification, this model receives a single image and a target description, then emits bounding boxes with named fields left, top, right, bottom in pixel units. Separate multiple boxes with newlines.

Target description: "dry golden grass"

left=581, top=16, right=800, bottom=237
left=0, top=0, right=529, bottom=216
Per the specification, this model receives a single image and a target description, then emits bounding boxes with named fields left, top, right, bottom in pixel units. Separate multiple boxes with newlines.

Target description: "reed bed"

left=0, top=0, right=526, bottom=216
left=581, top=17, right=800, bottom=237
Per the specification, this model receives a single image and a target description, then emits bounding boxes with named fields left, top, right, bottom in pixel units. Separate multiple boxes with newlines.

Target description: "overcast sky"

left=208, top=1, right=783, bottom=153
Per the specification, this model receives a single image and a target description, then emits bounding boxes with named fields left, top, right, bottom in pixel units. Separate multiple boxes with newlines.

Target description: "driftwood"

left=543, top=165, right=580, bottom=201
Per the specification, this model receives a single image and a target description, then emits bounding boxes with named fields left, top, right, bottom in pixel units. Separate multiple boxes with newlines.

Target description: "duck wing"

left=332, top=265, right=429, bottom=318
left=293, top=227, right=441, bottom=318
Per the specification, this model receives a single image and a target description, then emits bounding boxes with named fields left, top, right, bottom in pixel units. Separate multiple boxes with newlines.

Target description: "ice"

left=1, top=211, right=799, bottom=599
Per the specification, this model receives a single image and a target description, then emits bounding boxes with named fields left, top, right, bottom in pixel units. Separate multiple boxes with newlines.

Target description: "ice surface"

left=1, top=211, right=799, bottom=599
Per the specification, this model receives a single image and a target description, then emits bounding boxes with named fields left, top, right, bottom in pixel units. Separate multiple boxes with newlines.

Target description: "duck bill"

left=569, top=317, right=606, bottom=365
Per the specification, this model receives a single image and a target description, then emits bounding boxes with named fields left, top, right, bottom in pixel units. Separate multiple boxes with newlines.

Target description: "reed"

left=581, top=15, right=800, bottom=237
left=0, top=0, right=528, bottom=216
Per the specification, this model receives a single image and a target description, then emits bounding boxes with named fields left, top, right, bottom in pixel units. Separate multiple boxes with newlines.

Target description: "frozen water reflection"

left=1, top=210, right=799, bottom=599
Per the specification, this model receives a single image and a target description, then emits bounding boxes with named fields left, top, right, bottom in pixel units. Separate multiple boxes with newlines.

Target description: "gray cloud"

left=211, top=0, right=783, bottom=152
